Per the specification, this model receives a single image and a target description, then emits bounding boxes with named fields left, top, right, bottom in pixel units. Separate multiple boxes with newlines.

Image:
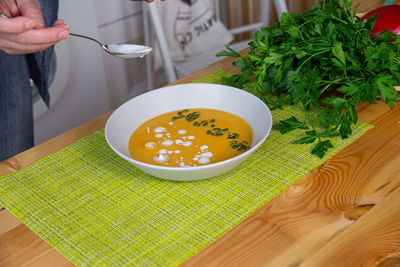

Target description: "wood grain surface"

left=1, top=1, right=399, bottom=266
left=183, top=102, right=400, bottom=267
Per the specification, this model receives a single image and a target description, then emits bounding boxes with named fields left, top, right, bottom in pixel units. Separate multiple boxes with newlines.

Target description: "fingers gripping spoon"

left=0, top=12, right=152, bottom=58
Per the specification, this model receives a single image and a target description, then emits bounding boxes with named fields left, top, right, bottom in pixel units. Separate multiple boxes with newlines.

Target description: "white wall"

left=94, top=0, right=149, bottom=108
left=34, top=0, right=113, bottom=145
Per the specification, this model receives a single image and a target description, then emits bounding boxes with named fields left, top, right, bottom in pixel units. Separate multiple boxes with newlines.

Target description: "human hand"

left=0, top=0, right=69, bottom=54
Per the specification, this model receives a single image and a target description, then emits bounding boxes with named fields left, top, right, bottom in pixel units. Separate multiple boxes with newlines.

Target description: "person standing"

left=0, top=0, right=165, bottom=162
left=0, top=0, right=68, bottom=161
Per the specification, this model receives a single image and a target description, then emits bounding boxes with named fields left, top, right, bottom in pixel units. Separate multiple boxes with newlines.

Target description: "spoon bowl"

left=103, top=44, right=152, bottom=58
left=70, top=33, right=152, bottom=59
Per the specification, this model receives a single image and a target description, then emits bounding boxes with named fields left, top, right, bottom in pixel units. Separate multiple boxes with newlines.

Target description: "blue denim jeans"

left=0, top=51, right=34, bottom=161
left=0, top=0, right=58, bottom=162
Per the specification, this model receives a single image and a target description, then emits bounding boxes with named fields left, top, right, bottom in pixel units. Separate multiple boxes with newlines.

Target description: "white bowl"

left=105, top=83, right=272, bottom=181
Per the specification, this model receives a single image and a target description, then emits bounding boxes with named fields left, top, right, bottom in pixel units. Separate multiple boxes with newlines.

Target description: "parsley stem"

left=320, top=84, right=331, bottom=95
left=297, top=49, right=330, bottom=72
left=344, top=68, right=350, bottom=82
left=298, top=19, right=313, bottom=29
left=331, top=17, right=348, bottom=25
left=316, top=79, right=344, bottom=84
left=355, top=28, right=370, bottom=35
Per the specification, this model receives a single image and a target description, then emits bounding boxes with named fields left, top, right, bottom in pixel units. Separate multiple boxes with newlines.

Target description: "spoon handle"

left=69, top=33, right=104, bottom=48
left=0, top=12, right=10, bottom=18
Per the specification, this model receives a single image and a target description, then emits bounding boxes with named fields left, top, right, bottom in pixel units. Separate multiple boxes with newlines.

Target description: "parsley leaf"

left=311, top=140, right=334, bottom=158
left=376, top=74, right=398, bottom=109
left=216, top=46, right=242, bottom=58
left=276, top=116, right=308, bottom=134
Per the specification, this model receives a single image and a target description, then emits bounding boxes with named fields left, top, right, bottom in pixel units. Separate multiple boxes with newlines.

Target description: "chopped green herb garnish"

left=230, top=140, right=250, bottom=152
left=171, top=109, right=191, bottom=122
left=185, top=111, right=201, bottom=122
left=206, top=127, right=226, bottom=136
left=227, top=132, right=240, bottom=139
left=200, top=120, right=209, bottom=126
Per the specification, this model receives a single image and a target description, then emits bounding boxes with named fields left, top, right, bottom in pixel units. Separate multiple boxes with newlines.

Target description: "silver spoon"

left=69, top=33, right=152, bottom=58
left=0, top=12, right=152, bottom=58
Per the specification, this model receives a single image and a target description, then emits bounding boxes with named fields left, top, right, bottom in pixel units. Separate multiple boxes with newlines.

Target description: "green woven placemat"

left=0, top=70, right=373, bottom=266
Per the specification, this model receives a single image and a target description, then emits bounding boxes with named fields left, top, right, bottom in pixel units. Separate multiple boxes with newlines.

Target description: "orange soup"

left=129, top=108, right=253, bottom=167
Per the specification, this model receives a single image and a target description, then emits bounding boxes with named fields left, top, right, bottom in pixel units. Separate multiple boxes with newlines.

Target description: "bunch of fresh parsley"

left=217, top=0, right=400, bottom=158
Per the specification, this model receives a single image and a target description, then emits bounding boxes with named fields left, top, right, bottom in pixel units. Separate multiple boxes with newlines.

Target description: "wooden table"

left=2, top=3, right=400, bottom=267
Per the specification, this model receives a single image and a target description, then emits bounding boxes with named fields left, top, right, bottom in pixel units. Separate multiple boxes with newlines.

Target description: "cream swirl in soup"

left=129, top=109, right=253, bottom=167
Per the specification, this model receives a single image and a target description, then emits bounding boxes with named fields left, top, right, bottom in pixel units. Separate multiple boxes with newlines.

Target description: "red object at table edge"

left=360, top=5, right=400, bottom=35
